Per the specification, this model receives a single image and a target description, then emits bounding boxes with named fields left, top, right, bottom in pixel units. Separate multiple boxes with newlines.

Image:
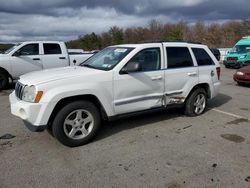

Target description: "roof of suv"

left=113, top=42, right=206, bottom=48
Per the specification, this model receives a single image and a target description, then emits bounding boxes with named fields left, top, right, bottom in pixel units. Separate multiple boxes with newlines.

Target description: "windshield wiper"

left=82, top=64, right=96, bottom=69
left=82, top=64, right=107, bottom=71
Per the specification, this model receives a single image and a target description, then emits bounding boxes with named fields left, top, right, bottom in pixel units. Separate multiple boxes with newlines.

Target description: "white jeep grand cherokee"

left=9, top=42, right=221, bottom=147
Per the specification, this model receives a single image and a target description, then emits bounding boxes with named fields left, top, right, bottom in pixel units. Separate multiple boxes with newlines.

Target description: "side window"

left=128, top=48, right=161, bottom=72
left=192, top=48, right=215, bottom=66
left=43, top=43, right=62, bottom=54
left=166, top=47, right=193, bottom=68
left=19, top=44, right=39, bottom=56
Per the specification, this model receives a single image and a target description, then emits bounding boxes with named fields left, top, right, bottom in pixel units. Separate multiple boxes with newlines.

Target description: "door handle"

left=32, top=58, right=40, bottom=61
left=187, top=72, right=197, bottom=76
left=59, top=57, right=66, bottom=59
left=151, top=76, right=163, bottom=81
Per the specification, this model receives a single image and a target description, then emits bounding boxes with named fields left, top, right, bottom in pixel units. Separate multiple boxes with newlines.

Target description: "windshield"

left=3, top=43, right=22, bottom=54
left=81, top=47, right=134, bottom=70
left=230, top=45, right=250, bottom=54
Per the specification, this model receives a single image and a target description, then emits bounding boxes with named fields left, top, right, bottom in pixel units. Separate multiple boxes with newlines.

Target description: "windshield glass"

left=4, top=43, right=22, bottom=54
left=230, top=45, right=250, bottom=54
left=81, top=47, right=134, bottom=70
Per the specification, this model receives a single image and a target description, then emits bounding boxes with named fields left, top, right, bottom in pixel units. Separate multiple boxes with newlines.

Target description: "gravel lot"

left=0, top=66, right=249, bottom=188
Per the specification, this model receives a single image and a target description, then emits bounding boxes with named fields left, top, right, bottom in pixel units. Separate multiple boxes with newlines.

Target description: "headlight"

left=236, top=71, right=244, bottom=76
left=22, top=85, right=43, bottom=103
left=239, top=55, right=246, bottom=59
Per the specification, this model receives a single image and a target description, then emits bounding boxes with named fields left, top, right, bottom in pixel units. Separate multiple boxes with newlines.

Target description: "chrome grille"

left=227, top=57, right=238, bottom=61
left=15, top=82, right=25, bottom=100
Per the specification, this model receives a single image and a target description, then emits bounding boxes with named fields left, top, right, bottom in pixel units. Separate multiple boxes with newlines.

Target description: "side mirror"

left=12, top=50, right=21, bottom=57
left=120, top=62, right=141, bottom=74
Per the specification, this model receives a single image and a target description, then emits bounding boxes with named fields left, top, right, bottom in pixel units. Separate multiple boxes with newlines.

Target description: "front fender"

left=36, top=82, right=114, bottom=125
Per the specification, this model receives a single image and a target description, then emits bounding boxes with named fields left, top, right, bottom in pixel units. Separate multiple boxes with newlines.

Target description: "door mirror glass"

left=121, top=62, right=141, bottom=74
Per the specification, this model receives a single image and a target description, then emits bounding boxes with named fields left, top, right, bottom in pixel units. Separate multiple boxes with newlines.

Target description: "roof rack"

left=242, top=36, right=250, bottom=39
left=138, top=40, right=202, bottom=44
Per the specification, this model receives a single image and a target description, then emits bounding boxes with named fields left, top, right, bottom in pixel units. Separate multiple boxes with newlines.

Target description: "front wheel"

left=52, top=101, right=101, bottom=147
left=184, top=88, right=207, bottom=116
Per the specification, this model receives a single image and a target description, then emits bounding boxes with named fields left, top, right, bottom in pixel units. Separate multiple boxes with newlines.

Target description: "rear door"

left=41, top=43, right=69, bottom=69
left=163, top=44, right=199, bottom=104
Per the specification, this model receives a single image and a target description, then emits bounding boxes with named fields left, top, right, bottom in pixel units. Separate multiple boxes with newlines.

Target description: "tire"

left=0, top=70, right=8, bottom=90
left=52, top=101, right=101, bottom=147
left=225, top=65, right=230, bottom=68
left=237, top=82, right=245, bottom=86
left=184, top=88, right=207, bottom=117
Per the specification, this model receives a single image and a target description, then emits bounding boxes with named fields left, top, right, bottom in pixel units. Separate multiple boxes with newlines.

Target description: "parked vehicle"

left=0, top=41, right=93, bottom=90
left=9, top=42, right=221, bottom=147
left=233, top=65, right=250, bottom=86
left=224, top=36, right=250, bottom=68
left=210, top=48, right=221, bottom=61
left=68, top=49, right=85, bottom=54
left=218, top=48, right=230, bottom=62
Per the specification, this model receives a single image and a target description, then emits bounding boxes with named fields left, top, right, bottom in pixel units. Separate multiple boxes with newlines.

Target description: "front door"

left=114, top=47, right=165, bottom=114
left=11, top=43, right=43, bottom=78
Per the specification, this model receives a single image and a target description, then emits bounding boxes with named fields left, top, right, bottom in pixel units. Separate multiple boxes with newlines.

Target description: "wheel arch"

left=47, top=94, right=108, bottom=129
left=186, top=83, right=211, bottom=102
left=0, top=67, right=12, bottom=80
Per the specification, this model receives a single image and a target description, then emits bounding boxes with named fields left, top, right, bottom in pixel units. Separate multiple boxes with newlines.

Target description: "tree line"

left=66, top=19, right=250, bottom=51
left=0, top=43, right=14, bottom=53
left=0, top=19, right=249, bottom=52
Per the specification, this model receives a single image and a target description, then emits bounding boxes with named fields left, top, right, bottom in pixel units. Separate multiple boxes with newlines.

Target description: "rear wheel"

left=184, top=88, right=207, bottom=116
left=0, top=70, right=8, bottom=90
left=52, top=101, right=101, bottom=147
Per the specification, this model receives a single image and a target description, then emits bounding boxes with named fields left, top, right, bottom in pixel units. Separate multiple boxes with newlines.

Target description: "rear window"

left=43, top=43, right=62, bottom=54
left=192, top=48, right=215, bottom=66
left=166, top=47, right=193, bottom=68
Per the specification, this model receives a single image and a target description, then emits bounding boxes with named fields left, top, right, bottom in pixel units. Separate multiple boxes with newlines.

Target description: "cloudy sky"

left=0, top=0, right=249, bottom=43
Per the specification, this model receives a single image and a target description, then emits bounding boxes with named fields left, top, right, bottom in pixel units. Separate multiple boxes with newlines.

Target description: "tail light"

left=216, top=67, right=221, bottom=80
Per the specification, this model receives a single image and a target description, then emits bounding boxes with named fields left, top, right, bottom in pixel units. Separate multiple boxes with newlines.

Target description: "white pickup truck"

left=0, top=41, right=93, bottom=90
left=9, top=42, right=221, bottom=147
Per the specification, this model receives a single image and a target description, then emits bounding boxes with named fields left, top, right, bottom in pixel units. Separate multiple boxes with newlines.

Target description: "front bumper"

left=9, top=92, right=47, bottom=132
left=224, top=60, right=249, bottom=68
left=23, top=120, right=46, bottom=132
left=233, top=74, right=250, bottom=84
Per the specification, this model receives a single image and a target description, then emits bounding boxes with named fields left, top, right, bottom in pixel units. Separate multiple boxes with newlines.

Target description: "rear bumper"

left=211, top=81, right=220, bottom=98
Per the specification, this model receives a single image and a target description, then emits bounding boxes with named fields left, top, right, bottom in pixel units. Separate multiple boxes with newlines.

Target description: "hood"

left=20, top=66, right=103, bottom=85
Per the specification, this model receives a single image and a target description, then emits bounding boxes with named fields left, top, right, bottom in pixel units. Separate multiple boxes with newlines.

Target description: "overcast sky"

left=0, top=0, right=249, bottom=43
